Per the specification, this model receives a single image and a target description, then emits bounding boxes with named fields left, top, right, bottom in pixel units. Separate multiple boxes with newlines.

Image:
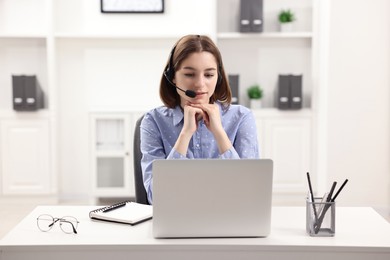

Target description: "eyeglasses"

left=37, top=214, right=79, bottom=234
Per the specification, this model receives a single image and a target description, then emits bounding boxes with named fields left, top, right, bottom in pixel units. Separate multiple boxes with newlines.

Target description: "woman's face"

left=173, top=51, right=219, bottom=107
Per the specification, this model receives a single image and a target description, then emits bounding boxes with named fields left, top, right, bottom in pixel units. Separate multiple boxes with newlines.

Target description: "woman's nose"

left=194, top=75, right=206, bottom=87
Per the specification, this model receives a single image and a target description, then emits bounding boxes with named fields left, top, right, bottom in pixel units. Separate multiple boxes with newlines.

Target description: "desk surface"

left=1, top=206, right=390, bottom=260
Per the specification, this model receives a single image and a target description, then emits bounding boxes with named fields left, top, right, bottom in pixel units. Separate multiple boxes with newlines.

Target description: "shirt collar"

left=172, top=106, right=184, bottom=126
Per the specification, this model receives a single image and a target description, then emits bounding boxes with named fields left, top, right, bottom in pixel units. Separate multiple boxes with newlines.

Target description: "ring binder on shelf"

left=277, top=74, right=303, bottom=110
left=12, top=75, right=44, bottom=111
left=239, top=0, right=263, bottom=33
left=228, top=74, right=240, bottom=105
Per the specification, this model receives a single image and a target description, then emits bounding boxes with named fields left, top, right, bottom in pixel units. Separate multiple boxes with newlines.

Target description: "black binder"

left=290, top=75, right=303, bottom=109
left=12, top=75, right=44, bottom=111
left=239, top=0, right=263, bottom=33
left=278, top=75, right=291, bottom=109
left=239, top=0, right=252, bottom=32
left=251, top=0, right=263, bottom=32
left=228, top=74, right=240, bottom=104
left=12, top=75, right=25, bottom=111
left=277, top=74, right=303, bottom=110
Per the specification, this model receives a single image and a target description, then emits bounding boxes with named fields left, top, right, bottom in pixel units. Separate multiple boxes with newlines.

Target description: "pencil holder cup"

left=306, top=197, right=335, bottom=237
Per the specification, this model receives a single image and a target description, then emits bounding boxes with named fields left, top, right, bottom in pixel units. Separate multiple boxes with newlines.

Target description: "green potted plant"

left=247, top=84, right=263, bottom=109
left=278, top=9, right=296, bottom=32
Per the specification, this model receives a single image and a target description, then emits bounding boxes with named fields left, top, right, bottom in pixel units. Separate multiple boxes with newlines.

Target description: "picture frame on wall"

left=101, top=0, right=164, bottom=13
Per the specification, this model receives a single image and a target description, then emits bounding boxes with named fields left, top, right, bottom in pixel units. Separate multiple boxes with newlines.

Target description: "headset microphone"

left=177, top=86, right=197, bottom=98
left=163, top=71, right=197, bottom=98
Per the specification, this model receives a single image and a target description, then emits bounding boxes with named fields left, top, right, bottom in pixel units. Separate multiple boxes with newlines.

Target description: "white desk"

left=1, top=206, right=390, bottom=260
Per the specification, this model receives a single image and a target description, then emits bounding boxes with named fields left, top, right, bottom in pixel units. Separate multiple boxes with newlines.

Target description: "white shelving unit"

left=217, top=0, right=317, bottom=109
left=0, top=0, right=55, bottom=198
left=0, top=0, right=321, bottom=203
left=216, top=0, right=319, bottom=202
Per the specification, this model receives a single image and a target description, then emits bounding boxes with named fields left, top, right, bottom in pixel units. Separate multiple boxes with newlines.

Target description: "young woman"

left=140, top=34, right=259, bottom=204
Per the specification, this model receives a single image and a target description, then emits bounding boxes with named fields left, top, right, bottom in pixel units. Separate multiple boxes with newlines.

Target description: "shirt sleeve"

left=140, top=113, right=188, bottom=204
left=167, top=148, right=188, bottom=159
left=221, top=109, right=260, bottom=159
left=140, top=114, right=165, bottom=204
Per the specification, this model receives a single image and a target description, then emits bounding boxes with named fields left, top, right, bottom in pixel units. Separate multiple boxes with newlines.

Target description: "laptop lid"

left=152, top=159, right=273, bottom=238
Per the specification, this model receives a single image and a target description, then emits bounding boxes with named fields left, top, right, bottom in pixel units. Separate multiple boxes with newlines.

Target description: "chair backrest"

left=133, top=114, right=149, bottom=205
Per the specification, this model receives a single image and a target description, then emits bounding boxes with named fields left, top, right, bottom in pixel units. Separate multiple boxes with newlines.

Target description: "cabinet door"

left=262, top=118, right=311, bottom=194
left=90, top=114, right=133, bottom=197
left=0, top=119, right=51, bottom=194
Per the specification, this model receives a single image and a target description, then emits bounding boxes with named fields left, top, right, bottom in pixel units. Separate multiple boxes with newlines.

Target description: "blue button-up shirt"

left=140, top=102, right=260, bottom=204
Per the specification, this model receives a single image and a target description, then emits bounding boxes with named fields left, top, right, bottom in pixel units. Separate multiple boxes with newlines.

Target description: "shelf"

left=54, top=33, right=182, bottom=40
left=251, top=108, right=312, bottom=118
left=217, top=32, right=313, bottom=39
left=0, top=33, right=46, bottom=39
left=53, top=32, right=313, bottom=40
left=0, top=109, right=52, bottom=119
left=95, top=151, right=128, bottom=157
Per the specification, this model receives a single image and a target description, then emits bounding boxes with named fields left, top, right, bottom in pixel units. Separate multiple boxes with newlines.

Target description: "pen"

left=315, top=179, right=348, bottom=233
left=306, top=172, right=319, bottom=223
left=326, top=181, right=337, bottom=202
left=331, top=179, right=348, bottom=202
left=314, top=181, right=336, bottom=233
left=103, top=202, right=126, bottom=213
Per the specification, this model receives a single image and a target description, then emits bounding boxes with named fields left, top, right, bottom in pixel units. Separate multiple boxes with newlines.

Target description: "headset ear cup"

left=165, top=66, right=173, bottom=81
left=217, top=72, right=222, bottom=86
left=165, top=45, right=176, bottom=82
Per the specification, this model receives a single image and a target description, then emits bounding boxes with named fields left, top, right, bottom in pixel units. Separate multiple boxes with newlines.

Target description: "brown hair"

left=159, top=35, right=231, bottom=108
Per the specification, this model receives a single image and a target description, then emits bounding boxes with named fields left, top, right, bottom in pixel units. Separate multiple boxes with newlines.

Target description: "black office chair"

left=133, top=114, right=150, bottom=205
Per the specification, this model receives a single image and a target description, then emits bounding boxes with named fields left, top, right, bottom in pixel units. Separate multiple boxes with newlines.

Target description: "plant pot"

left=280, top=22, right=293, bottom=32
left=250, top=99, right=262, bottom=109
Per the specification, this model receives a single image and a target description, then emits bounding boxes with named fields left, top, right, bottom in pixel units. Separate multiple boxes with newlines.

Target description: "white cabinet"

left=254, top=109, right=312, bottom=204
left=90, top=112, right=144, bottom=199
left=90, top=113, right=132, bottom=197
left=0, top=119, right=51, bottom=195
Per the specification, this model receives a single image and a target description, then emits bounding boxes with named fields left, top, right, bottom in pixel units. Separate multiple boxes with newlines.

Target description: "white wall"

left=56, top=0, right=390, bottom=211
left=57, top=0, right=217, bottom=200
left=326, top=0, right=390, bottom=208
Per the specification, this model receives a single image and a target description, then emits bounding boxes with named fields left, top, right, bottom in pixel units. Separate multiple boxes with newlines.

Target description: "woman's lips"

left=195, top=91, right=207, bottom=96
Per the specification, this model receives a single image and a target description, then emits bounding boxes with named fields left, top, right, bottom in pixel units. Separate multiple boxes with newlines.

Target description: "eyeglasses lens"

left=60, top=216, right=78, bottom=234
left=37, top=214, right=54, bottom=232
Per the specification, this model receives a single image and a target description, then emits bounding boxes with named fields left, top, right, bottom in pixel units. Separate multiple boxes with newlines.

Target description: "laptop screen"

left=152, top=159, right=273, bottom=238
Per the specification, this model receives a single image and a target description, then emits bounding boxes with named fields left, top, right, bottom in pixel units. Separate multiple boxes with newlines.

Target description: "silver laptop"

left=152, top=159, right=273, bottom=238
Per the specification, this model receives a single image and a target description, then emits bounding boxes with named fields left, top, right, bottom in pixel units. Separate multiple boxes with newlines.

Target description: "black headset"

left=163, top=44, right=223, bottom=89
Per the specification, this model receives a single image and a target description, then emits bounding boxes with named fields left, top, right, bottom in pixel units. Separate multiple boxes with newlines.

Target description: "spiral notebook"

left=89, top=201, right=153, bottom=225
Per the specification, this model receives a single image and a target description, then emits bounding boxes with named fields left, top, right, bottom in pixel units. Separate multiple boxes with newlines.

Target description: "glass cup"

left=306, top=197, right=335, bottom=237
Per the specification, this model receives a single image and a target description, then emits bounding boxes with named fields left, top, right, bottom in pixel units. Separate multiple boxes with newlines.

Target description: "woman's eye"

left=205, top=74, right=215, bottom=78
left=184, top=73, right=194, bottom=77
